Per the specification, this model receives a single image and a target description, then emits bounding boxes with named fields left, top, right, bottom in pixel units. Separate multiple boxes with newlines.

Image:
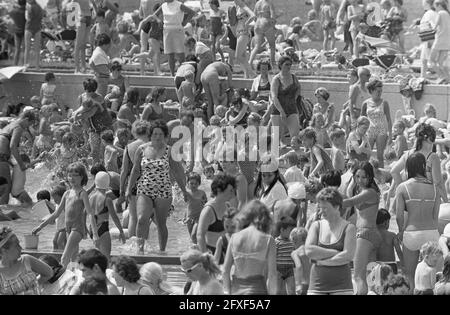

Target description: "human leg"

left=153, top=197, right=172, bottom=251
left=140, top=31, right=149, bottom=75
left=376, top=134, right=388, bottom=168
left=13, top=34, right=23, bottom=66
left=266, top=28, right=277, bottom=69
left=353, top=237, right=375, bottom=295
left=270, top=114, right=283, bottom=145
left=74, top=23, right=87, bottom=73
left=136, top=194, right=155, bottom=252
left=285, top=275, right=296, bottom=295
left=97, top=231, right=112, bottom=260
left=61, top=230, right=83, bottom=268
left=286, top=113, right=300, bottom=140
left=168, top=53, right=176, bottom=76
left=150, top=38, right=162, bottom=75
left=402, top=246, right=419, bottom=293
left=323, top=30, right=329, bottom=51
left=235, top=34, right=255, bottom=79
left=24, top=30, right=32, bottom=67
left=33, top=31, right=41, bottom=70
left=57, top=229, right=67, bottom=250
left=249, top=33, right=264, bottom=70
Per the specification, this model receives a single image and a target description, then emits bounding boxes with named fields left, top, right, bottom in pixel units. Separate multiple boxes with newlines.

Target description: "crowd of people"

left=1, top=0, right=450, bottom=296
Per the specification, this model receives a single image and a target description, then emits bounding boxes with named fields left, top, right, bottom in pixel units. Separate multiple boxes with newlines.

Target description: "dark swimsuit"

left=272, top=74, right=299, bottom=116
left=206, top=204, right=225, bottom=254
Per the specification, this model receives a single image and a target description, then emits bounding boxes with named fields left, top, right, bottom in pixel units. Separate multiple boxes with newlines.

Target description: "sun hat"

left=287, top=182, right=306, bottom=200
left=95, top=172, right=110, bottom=190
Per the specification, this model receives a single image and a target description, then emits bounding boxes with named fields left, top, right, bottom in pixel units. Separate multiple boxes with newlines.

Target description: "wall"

left=2, top=72, right=449, bottom=121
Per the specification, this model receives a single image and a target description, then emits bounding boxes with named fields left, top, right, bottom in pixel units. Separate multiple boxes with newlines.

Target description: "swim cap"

left=95, top=172, right=110, bottom=190
left=287, top=182, right=306, bottom=200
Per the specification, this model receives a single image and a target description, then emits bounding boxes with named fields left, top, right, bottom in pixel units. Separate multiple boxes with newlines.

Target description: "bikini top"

left=357, top=188, right=380, bottom=211
left=207, top=203, right=225, bottom=233
left=404, top=179, right=436, bottom=209
left=317, top=220, right=349, bottom=252
left=231, top=227, right=272, bottom=268
left=258, top=80, right=270, bottom=91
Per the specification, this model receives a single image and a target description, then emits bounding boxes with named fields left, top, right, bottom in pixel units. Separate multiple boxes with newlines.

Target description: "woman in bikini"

left=127, top=120, right=187, bottom=253
left=119, top=121, right=150, bottom=238
left=395, top=152, right=441, bottom=293
left=234, top=0, right=256, bottom=79
left=343, top=162, right=381, bottom=295
left=249, top=0, right=277, bottom=70
left=197, top=174, right=236, bottom=255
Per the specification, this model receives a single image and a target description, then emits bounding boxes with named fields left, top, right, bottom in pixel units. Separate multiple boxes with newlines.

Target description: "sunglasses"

left=181, top=262, right=202, bottom=273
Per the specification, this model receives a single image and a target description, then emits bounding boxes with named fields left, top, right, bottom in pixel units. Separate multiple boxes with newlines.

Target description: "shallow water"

left=2, top=166, right=211, bottom=256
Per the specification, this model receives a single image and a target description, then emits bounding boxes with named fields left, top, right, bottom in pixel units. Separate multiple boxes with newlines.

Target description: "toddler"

left=290, top=227, right=310, bottom=295
left=214, top=208, right=237, bottom=266
left=104, top=85, right=122, bottom=112
left=177, top=70, right=196, bottom=106
left=184, top=172, right=208, bottom=244
left=276, top=217, right=297, bottom=295
left=414, top=241, right=443, bottom=295
left=313, top=87, right=334, bottom=129
left=376, top=209, right=403, bottom=274
left=40, top=72, right=57, bottom=105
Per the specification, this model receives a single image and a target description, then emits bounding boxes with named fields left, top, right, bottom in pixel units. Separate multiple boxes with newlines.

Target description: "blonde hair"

left=140, top=262, right=174, bottom=293
left=419, top=241, right=443, bottom=261
left=180, top=249, right=221, bottom=278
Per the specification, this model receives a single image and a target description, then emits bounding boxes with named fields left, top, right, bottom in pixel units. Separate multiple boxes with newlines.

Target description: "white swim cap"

left=287, top=182, right=306, bottom=200
left=95, top=171, right=110, bottom=190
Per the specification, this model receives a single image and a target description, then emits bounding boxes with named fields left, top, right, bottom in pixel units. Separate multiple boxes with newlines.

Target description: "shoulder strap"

left=208, top=204, right=219, bottom=221
left=404, top=183, right=412, bottom=200
left=426, top=151, right=433, bottom=160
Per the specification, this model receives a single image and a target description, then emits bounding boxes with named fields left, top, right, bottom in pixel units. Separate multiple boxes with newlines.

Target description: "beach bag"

left=228, top=6, right=238, bottom=27
left=418, top=29, right=435, bottom=42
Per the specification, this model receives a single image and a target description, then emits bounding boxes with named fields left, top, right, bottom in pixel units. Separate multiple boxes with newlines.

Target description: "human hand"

left=397, top=231, right=403, bottom=242
left=31, top=227, right=40, bottom=235
left=280, top=111, right=287, bottom=122
left=119, top=232, right=126, bottom=244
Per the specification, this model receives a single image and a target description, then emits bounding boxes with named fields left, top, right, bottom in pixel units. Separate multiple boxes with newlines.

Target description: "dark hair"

left=300, top=127, right=317, bottom=144
left=116, top=128, right=131, bottom=139
left=5, top=103, right=26, bottom=117
left=180, top=110, right=195, bottom=122
left=382, top=274, right=410, bottom=295
left=67, top=162, right=89, bottom=186
left=96, top=33, right=111, bottom=47
left=316, top=187, right=343, bottom=210
left=415, top=123, right=436, bottom=151
left=51, top=185, right=67, bottom=198
left=292, top=24, right=302, bottom=34
left=367, top=79, right=383, bottom=93
left=406, top=152, right=427, bottom=179
left=211, top=174, right=236, bottom=197
left=96, top=8, right=106, bottom=18
left=44, top=72, right=55, bottom=82
left=0, top=177, right=8, bottom=186
left=330, top=128, right=346, bottom=141
left=83, top=78, right=98, bottom=93
left=187, top=172, right=201, bottom=185
left=256, top=58, right=272, bottom=72
left=376, top=208, right=391, bottom=225
left=285, top=39, right=294, bottom=47
left=39, top=255, right=65, bottom=284
left=185, top=54, right=199, bottom=63
left=90, top=163, right=107, bottom=176
left=80, top=276, right=108, bottom=295
left=126, top=87, right=140, bottom=105
left=101, top=129, right=114, bottom=143
left=321, top=170, right=342, bottom=187
left=77, top=249, right=108, bottom=273
left=149, top=119, right=169, bottom=138
left=278, top=56, right=293, bottom=70
left=442, top=255, right=450, bottom=283
left=353, top=161, right=380, bottom=193
left=18, top=0, right=26, bottom=6
left=111, top=255, right=141, bottom=283
left=254, top=169, right=287, bottom=199
left=236, top=200, right=273, bottom=233
left=285, top=151, right=299, bottom=166
left=277, top=216, right=297, bottom=232
left=149, top=87, right=166, bottom=103
left=305, top=179, right=324, bottom=197
left=36, top=190, right=51, bottom=202
left=184, top=37, right=196, bottom=47
left=20, top=153, right=30, bottom=164
left=110, top=62, right=122, bottom=72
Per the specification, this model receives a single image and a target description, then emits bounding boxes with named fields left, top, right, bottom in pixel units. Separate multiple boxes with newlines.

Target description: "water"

left=2, top=166, right=211, bottom=257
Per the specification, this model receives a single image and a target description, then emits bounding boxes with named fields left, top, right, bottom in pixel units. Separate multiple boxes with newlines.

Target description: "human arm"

left=32, top=192, right=67, bottom=234
left=106, top=197, right=125, bottom=243
left=309, top=146, right=323, bottom=178
left=430, top=154, right=448, bottom=203
left=177, top=85, right=185, bottom=104
left=361, top=100, right=367, bottom=117
left=169, top=146, right=187, bottom=195
left=348, top=84, right=358, bottom=125
left=180, top=4, right=196, bottom=27
left=342, top=188, right=377, bottom=209
left=305, top=221, right=340, bottom=260
left=347, top=5, right=360, bottom=22
left=438, top=235, right=449, bottom=257
left=395, top=185, right=406, bottom=240
left=227, top=103, right=249, bottom=126
left=222, top=234, right=234, bottom=294
left=317, top=224, right=357, bottom=266
left=271, top=75, right=286, bottom=118
left=126, top=146, right=142, bottom=197
left=119, top=146, right=130, bottom=197
left=103, top=0, right=119, bottom=14
left=384, top=101, right=392, bottom=140
left=266, top=237, right=277, bottom=295
left=214, top=237, right=223, bottom=265
left=27, top=255, right=53, bottom=282
left=393, top=233, right=404, bottom=267
left=83, top=190, right=98, bottom=242
left=196, top=206, right=214, bottom=253
left=10, top=126, right=26, bottom=171
left=235, top=174, right=247, bottom=211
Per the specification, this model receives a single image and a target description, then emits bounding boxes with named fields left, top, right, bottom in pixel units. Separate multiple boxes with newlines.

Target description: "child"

left=303, top=10, right=323, bottom=41
left=184, top=172, right=208, bottom=244
left=347, top=0, right=365, bottom=58
left=32, top=105, right=53, bottom=159
left=30, top=96, right=41, bottom=109
left=376, top=209, right=403, bottom=274
left=40, top=72, right=57, bottom=105
left=367, top=263, right=394, bottom=295
left=115, top=128, right=131, bottom=168
left=75, top=79, right=104, bottom=118
left=290, top=227, right=310, bottom=295
left=177, top=71, right=196, bottom=105
left=382, top=274, right=411, bottom=295
left=209, top=0, right=225, bottom=62
left=32, top=162, right=94, bottom=268
left=415, top=241, right=443, bottom=295
left=223, top=97, right=249, bottom=127
left=300, top=127, right=333, bottom=179
left=310, top=112, right=331, bottom=149
left=101, top=129, right=122, bottom=173
left=89, top=171, right=126, bottom=259
left=214, top=208, right=237, bottom=266
left=283, top=152, right=306, bottom=183
left=275, top=217, right=297, bottom=295
left=214, top=105, right=227, bottom=120
left=346, top=116, right=372, bottom=162
left=320, top=0, right=337, bottom=51
left=385, top=120, right=408, bottom=162
left=109, top=62, right=127, bottom=105
left=104, top=85, right=122, bottom=112
left=90, top=9, right=110, bottom=49
left=203, top=164, right=215, bottom=180
left=330, top=128, right=346, bottom=173
left=50, top=185, right=67, bottom=251
left=45, top=132, right=79, bottom=182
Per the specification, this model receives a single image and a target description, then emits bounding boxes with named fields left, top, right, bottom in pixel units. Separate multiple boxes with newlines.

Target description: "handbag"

left=418, top=29, right=436, bottom=42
